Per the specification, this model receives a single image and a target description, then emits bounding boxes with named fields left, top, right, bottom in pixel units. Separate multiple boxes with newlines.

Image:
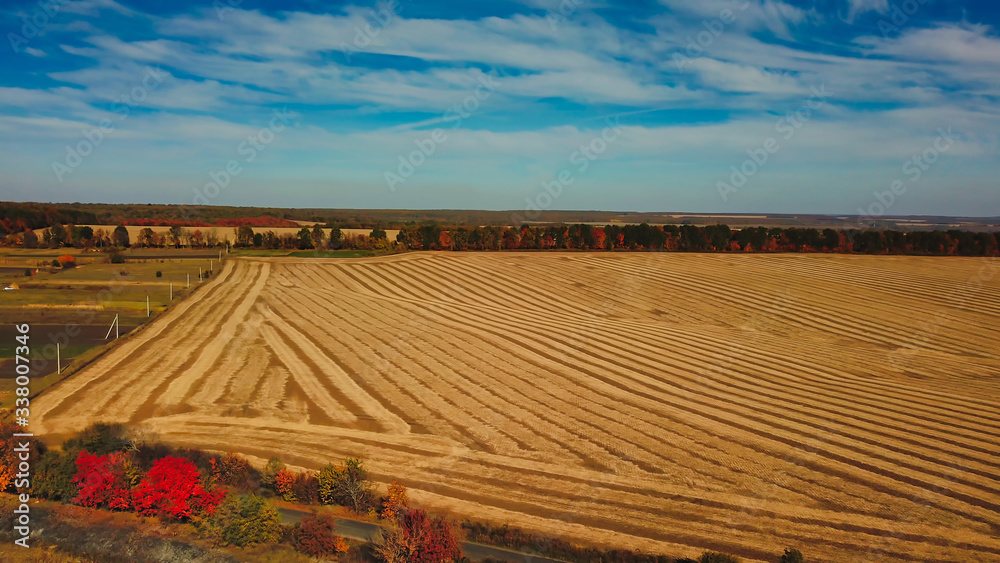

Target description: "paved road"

left=278, top=508, right=564, bottom=562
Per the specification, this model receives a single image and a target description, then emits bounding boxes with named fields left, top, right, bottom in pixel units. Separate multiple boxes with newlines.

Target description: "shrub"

left=33, top=450, right=77, bottom=501
left=700, top=552, right=741, bottom=563
left=155, top=271, right=162, bottom=278
left=318, top=458, right=374, bottom=513
left=292, top=512, right=349, bottom=558
left=374, top=509, right=462, bottom=563
left=292, top=472, right=319, bottom=505
left=110, top=251, right=126, bottom=264
left=210, top=453, right=259, bottom=490
left=23, top=268, right=31, bottom=277
left=380, top=481, right=408, bottom=520
left=58, top=255, right=76, bottom=268
left=51, top=259, right=61, bottom=268
left=780, top=548, right=804, bottom=563
left=207, top=493, right=282, bottom=547
left=132, top=456, right=225, bottom=519
left=71, top=451, right=132, bottom=510
left=274, top=469, right=297, bottom=501
left=261, top=457, right=284, bottom=489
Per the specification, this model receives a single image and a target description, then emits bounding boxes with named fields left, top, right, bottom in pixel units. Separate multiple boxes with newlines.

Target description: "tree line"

left=6, top=220, right=997, bottom=257
left=392, top=223, right=999, bottom=256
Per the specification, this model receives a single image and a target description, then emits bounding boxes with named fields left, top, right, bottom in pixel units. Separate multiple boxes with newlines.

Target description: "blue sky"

left=1, top=0, right=998, bottom=215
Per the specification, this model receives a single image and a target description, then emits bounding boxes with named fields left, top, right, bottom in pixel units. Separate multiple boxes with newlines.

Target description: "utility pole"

left=170, top=281, right=173, bottom=301
left=187, top=273, right=190, bottom=289
left=146, top=294, right=150, bottom=318
left=199, top=267, right=203, bottom=282
left=57, top=343, right=60, bottom=374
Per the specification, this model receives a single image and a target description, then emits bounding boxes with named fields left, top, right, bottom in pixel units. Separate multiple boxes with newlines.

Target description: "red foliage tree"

left=438, top=230, right=453, bottom=251
left=131, top=456, right=225, bottom=519
left=273, top=468, right=297, bottom=501
left=398, top=509, right=462, bottom=563
left=72, top=451, right=132, bottom=510
left=292, top=512, right=349, bottom=558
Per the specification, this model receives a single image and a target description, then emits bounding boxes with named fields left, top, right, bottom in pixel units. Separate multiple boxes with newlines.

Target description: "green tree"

left=311, top=225, right=326, bottom=248
left=22, top=230, right=38, bottom=249
left=168, top=225, right=184, bottom=247
left=318, top=458, right=374, bottom=513
left=252, top=233, right=263, bottom=248
left=297, top=227, right=314, bottom=250
left=113, top=225, right=130, bottom=247
left=205, top=493, right=282, bottom=547
left=780, top=548, right=804, bottom=563
left=328, top=225, right=342, bottom=248
left=48, top=224, right=67, bottom=248
left=370, top=225, right=387, bottom=240
left=236, top=225, right=255, bottom=247
left=700, top=552, right=740, bottom=563
left=260, top=457, right=285, bottom=489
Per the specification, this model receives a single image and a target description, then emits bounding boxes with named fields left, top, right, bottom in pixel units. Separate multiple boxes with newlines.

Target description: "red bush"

left=72, top=451, right=131, bottom=510
left=399, top=509, right=462, bottom=563
left=131, top=456, right=224, bottom=519
left=292, top=512, right=348, bottom=557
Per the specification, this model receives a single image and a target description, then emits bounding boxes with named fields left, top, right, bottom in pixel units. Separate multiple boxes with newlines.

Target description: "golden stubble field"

left=32, top=252, right=1000, bottom=562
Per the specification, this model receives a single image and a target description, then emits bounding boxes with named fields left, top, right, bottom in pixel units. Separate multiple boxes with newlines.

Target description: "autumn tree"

left=235, top=225, right=255, bottom=247
left=374, top=509, right=462, bottom=563
left=380, top=481, right=409, bottom=520
left=22, top=230, right=38, bottom=248
left=261, top=457, right=284, bottom=489
left=292, top=512, right=349, bottom=558
left=438, top=230, right=453, bottom=250
left=112, top=225, right=130, bottom=247
left=273, top=468, right=297, bottom=501
left=137, top=227, right=157, bottom=248
left=168, top=225, right=184, bottom=247
left=210, top=453, right=258, bottom=490
left=205, top=493, right=282, bottom=547
left=47, top=223, right=67, bottom=247
left=131, top=456, right=225, bottom=519
left=318, top=458, right=374, bottom=513
left=72, top=451, right=133, bottom=510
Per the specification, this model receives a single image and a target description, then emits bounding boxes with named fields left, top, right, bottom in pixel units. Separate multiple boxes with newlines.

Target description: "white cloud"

left=844, top=0, right=889, bottom=23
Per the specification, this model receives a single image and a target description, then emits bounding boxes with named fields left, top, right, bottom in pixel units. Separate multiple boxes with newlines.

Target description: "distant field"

left=34, top=226, right=400, bottom=244
left=0, top=248, right=221, bottom=407
left=32, top=253, right=1000, bottom=561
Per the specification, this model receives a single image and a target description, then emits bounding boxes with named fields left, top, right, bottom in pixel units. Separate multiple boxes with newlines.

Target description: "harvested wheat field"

left=33, top=252, right=1000, bottom=562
